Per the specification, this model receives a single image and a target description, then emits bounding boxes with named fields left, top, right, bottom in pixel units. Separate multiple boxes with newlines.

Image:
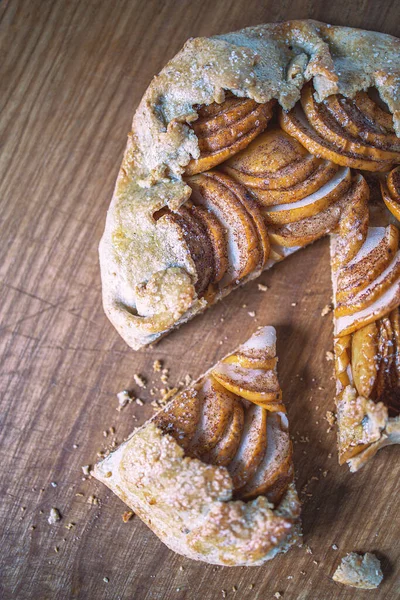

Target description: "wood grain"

left=0, top=1, right=399, bottom=599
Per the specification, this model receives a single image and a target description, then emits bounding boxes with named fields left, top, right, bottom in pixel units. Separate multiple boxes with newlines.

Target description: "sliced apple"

left=154, top=387, right=202, bottom=450
left=162, top=207, right=214, bottom=295
left=189, top=204, right=228, bottom=284
left=301, top=85, right=400, bottom=162
left=268, top=193, right=346, bottom=248
left=353, top=91, right=395, bottom=133
left=336, top=225, right=400, bottom=305
left=193, top=97, right=261, bottom=136
left=239, top=412, right=293, bottom=505
left=336, top=250, right=400, bottom=317
left=387, top=166, right=400, bottom=199
left=262, top=167, right=351, bottom=226
left=223, top=354, right=278, bottom=371
left=202, top=400, right=245, bottom=467
left=351, top=322, right=379, bottom=398
left=222, top=127, right=321, bottom=190
left=279, top=103, right=393, bottom=172
left=212, top=171, right=270, bottom=268
left=188, top=377, right=236, bottom=456
left=330, top=175, right=370, bottom=272
left=334, top=335, right=352, bottom=389
left=227, top=404, right=267, bottom=490
left=212, top=362, right=282, bottom=406
left=335, top=279, right=400, bottom=337
left=185, top=100, right=275, bottom=176
left=324, top=95, right=400, bottom=152
left=250, top=160, right=339, bottom=206
left=187, top=172, right=262, bottom=285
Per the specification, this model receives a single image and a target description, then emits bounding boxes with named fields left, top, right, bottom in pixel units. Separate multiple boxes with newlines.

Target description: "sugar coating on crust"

left=333, top=552, right=383, bottom=589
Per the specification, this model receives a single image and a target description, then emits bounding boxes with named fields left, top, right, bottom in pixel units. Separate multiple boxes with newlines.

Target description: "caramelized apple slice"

left=154, top=388, right=202, bottom=450
left=162, top=208, right=214, bottom=295
left=353, top=91, right=395, bottom=133
left=280, top=104, right=393, bottom=172
left=331, top=175, right=369, bottom=272
left=222, top=127, right=321, bottom=190
left=189, top=204, right=228, bottom=284
left=262, top=167, right=351, bottom=226
left=381, top=168, right=400, bottom=222
left=337, top=253, right=400, bottom=317
left=239, top=412, right=293, bottom=505
left=188, top=377, right=236, bottom=456
left=387, top=166, right=400, bottom=199
left=202, top=400, right=245, bottom=466
left=187, top=172, right=262, bottom=285
left=301, top=86, right=400, bottom=161
left=336, top=225, right=400, bottom=305
left=351, top=322, right=379, bottom=398
left=212, top=172, right=270, bottom=268
left=335, top=335, right=352, bottom=389
left=227, top=404, right=267, bottom=490
left=250, top=161, right=339, bottom=206
left=223, top=354, right=278, bottom=371
left=268, top=193, right=346, bottom=248
left=212, top=362, right=282, bottom=407
left=324, top=95, right=400, bottom=152
left=335, top=279, right=400, bottom=337
left=185, top=100, right=275, bottom=175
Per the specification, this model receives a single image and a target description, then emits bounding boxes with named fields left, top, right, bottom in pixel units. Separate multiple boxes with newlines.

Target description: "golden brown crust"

left=99, top=21, right=400, bottom=350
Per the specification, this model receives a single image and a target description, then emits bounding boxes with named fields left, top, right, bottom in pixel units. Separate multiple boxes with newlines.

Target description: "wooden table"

left=1, top=1, right=399, bottom=598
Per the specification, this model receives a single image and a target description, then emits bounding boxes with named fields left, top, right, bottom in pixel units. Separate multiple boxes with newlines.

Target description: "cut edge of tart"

left=93, top=326, right=301, bottom=566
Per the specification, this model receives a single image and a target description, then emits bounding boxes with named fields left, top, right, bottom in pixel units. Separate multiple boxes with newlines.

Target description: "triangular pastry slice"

left=331, top=178, right=400, bottom=471
left=94, top=327, right=300, bottom=566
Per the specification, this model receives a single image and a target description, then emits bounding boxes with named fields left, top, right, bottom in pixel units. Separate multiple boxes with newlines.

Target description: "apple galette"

left=94, top=327, right=300, bottom=566
left=99, top=21, right=400, bottom=474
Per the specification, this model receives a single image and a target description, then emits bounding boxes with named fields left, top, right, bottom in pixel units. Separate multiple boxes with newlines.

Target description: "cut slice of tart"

left=94, top=327, right=300, bottom=566
left=331, top=186, right=400, bottom=471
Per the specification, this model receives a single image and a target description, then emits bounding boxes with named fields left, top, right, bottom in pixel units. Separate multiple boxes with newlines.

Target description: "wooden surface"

left=1, top=1, right=399, bottom=599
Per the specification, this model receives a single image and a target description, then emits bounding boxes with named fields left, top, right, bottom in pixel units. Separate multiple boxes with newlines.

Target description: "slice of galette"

left=331, top=179, right=400, bottom=471
left=94, top=326, right=300, bottom=566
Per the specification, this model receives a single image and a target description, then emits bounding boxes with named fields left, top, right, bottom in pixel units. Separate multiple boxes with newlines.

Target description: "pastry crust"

left=94, top=327, right=301, bottom=566
left=99, top=20, right=400, bottom=350
left=333, top=552, right=383, bottom=589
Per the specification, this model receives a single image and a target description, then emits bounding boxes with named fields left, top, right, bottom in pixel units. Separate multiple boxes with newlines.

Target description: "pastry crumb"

left=122, top=510, right=134, bottom=523
left=257, top=283, right=268, bottom=291
left=333, top=552, right=383, bottom=589
left=81, top=465, right=91, bottom=476
left=133, top=374, right=146, bottom=388
left=135, top=398, right=144, bottom=406
left=248, top=311, right=256, bottom=317
left=321, top=304, right=332, bottom=316
left=153, top=359, right=162, bottom=372
left=116, top=389, right=131, bottom=410
left=274, top=593, right=282, bottom=599
left=326, top=351, right=334, bottom=361
left=87, top=495, right=99, bottom=506
left=48, top=508, right=61, bottom=524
